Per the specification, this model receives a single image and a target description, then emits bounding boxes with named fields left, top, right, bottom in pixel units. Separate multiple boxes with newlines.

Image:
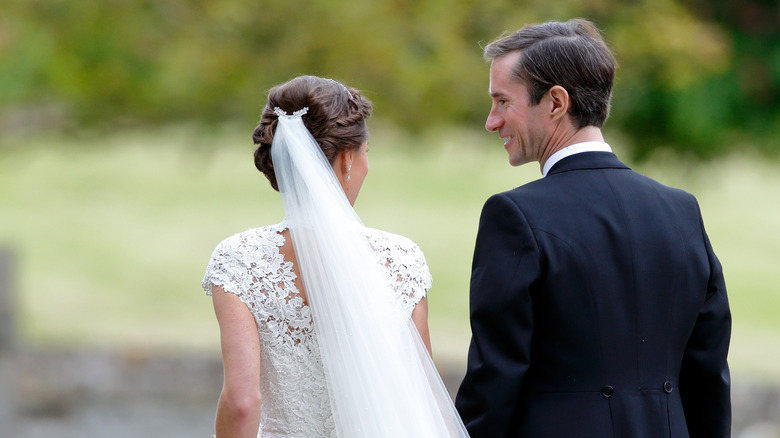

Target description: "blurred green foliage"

left=0, top=0, right=778, bottom=158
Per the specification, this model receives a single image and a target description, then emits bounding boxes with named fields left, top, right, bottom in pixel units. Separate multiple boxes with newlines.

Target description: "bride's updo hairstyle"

left=253, top=75, right=373, bottom=191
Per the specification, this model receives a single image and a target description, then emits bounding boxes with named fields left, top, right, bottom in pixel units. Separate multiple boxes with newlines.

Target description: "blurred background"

left=1, top=0, right=779, bottom=436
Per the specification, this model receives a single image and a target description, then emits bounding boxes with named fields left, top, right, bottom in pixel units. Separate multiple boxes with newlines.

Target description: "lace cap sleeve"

left=201, top=238, right=248, bottom=298
left=366, top=228, right=433, bottom=315
left=201, top=225, right=289, bottom=305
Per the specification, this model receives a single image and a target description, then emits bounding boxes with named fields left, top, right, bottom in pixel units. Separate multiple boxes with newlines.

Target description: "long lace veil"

left=271, top=107, right=469, bottom=437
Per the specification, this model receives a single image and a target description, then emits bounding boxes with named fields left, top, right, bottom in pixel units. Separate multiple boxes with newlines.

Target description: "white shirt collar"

left=542, top=141, right=613, bottom=177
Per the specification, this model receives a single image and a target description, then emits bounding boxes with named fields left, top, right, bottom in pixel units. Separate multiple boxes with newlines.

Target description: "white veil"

left=271, top=106, right=469, bottom=437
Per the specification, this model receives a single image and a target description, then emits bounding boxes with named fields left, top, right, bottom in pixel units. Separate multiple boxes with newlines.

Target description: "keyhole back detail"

left=278, top=228, right=308, bottom=307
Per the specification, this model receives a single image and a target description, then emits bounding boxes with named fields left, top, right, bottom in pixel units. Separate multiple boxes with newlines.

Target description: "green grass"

left=1, top=125, right=778, bottom=382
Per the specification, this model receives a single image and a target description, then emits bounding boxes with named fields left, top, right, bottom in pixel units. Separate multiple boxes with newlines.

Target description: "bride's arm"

left=411, top=297, right=432, bottom=356
left=212, top=285, right=262, bottom=438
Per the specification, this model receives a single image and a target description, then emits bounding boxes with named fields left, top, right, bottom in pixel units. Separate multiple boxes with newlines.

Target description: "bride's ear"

left=333, top=150, right=352, bottom=184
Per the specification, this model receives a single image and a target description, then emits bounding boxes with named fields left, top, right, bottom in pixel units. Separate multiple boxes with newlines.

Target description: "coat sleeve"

left=679, top=200, right=732, bottom=438
left=455, top=193, right=540, bottom=437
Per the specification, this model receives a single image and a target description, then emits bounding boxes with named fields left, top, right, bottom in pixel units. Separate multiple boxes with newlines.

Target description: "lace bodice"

left=201, top=222, right=432, bottom=438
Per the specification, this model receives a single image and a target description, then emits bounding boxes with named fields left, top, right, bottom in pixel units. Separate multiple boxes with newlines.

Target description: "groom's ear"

left=547, top=85, right=570, bottom=120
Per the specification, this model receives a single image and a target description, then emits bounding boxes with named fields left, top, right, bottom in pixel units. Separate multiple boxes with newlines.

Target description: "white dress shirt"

left=542, top=142, right=613, bottom=177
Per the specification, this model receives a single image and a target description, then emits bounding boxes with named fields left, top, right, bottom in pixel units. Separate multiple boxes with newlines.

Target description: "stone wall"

left=1, top=348, right=218, bottom=437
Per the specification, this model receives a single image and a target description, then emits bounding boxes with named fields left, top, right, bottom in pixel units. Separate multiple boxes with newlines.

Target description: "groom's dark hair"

left=484, top=19, right=616, bottom=129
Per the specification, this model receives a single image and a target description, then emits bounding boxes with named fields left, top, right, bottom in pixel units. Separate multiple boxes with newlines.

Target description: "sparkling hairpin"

left=274, top=107, right=309, bottom=118
left=327, top=78, right=353, bottom=99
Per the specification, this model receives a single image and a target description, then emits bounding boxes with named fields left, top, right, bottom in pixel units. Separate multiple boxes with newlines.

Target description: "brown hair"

left=253, top=76, right=373, bottom=191
left=484, top=19, right=616, bottom=128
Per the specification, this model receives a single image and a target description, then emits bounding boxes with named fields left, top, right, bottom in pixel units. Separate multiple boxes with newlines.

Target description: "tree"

left=0, top=0, right=776, bottom=158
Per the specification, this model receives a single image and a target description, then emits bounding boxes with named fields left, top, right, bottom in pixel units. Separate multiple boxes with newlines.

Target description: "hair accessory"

left=327, top=78, right=353, bottom=99
left=274, top=106, right=309, bottom=119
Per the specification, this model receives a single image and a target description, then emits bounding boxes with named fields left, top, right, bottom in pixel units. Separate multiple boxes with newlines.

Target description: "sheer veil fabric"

left=271, top=107, right=469, bottom=437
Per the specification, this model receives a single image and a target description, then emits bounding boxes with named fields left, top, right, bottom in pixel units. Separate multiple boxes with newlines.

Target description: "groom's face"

left=486, top=51, right=547, bottom=167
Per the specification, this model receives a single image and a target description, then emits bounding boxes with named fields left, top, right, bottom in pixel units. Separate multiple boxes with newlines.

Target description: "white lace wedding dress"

left=202, top=221, right=432, bottom=438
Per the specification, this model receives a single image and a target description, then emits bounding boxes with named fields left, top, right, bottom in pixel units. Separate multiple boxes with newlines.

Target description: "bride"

left=201, top=75, right=468, bottom=437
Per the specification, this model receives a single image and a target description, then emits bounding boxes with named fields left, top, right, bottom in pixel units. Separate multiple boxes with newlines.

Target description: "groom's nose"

left=485, top=108, right=502, bottom=132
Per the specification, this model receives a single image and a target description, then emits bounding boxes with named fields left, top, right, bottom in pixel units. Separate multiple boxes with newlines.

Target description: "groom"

left=455, top=19, right=731, bottom=437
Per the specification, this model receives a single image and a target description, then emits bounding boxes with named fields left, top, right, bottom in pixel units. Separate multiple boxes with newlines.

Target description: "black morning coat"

left=455, top=152, right=731, bottom=438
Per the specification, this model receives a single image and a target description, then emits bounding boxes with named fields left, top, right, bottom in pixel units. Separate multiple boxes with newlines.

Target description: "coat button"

left=663, top=381, right=673, bottom=393
left=601, top=385, right=614, bottom=398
